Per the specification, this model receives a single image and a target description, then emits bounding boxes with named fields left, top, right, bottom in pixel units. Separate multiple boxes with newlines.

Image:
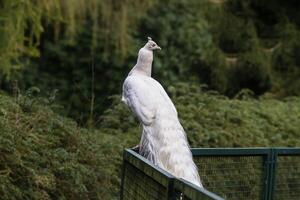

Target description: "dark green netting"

left=194, top=156, right=266, bottom=200
left=274, top=155, right=300, bottom=200
left=122, top=161, right=168, bottom=200
left=121, top=148, right=300, bottom=200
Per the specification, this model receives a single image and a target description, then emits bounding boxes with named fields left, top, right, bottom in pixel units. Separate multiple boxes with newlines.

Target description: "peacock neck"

left=129, top=48, right=153, bottom=77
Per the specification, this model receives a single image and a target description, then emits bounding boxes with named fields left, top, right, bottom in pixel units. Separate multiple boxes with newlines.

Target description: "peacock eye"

left=152, top=44, right=156, bottom=47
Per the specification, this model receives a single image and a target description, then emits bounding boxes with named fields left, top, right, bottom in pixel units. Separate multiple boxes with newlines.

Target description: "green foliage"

left=0, top=0, right=156, bottom=76
left=217, top=13, right=257, bottom=53
left=138, top=0, right=217, bottom=82
left=1, top=1, right=300, bottom=198
left=1, top=0, right=300, bottom=122
left=0, top=92, right=131, bottom=199
left=10, top=0, right=228, bottom=121
left=0, top=0, right=41, bottom=76
left=171, top=83, right=300, bottom=147
left=0, top=83, right=300, bottom=199
left=271, top=24, right=300, bottom=96
left=1, top=0, right=158, bottom=122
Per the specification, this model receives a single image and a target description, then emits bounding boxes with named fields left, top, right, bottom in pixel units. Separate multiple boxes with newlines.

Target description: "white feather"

left=122, top=39, right=203, bottom=187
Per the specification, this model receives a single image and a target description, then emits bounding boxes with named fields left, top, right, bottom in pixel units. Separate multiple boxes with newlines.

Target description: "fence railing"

left=120, top=148, right=300, bottom=200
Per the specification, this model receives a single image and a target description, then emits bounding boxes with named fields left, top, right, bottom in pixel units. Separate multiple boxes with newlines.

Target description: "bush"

left=0, top=92, right=130, bottom=199
left=1, top=82, right=300, bottom=199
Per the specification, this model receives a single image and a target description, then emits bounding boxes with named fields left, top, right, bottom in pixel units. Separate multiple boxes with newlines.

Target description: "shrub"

left=0, top=92, right=129, bottom=199
left=1, top=83, right=300, bottom=199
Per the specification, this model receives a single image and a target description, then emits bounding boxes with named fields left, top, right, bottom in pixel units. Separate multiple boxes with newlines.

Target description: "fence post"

left=264, top=148, right=276, bottom=200
left=268, top=149, right=278, bottom=200
left=264, top=150, right=271, bottom=200
left=167, top=178, right=175, bottom=200
left=264, top=148, right=277, bottom=200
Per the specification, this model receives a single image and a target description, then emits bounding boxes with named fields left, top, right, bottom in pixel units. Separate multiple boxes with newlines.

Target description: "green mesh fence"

left=274, top=155, right=300, bottom=200
left=120, top=149, right=173, bottom=200
left=121, top=149, right=223, bottom=200
left=194, top=155, right=266, bottom=199
left=121, top=148, right=300, bottom=200
left=122, top=161, right=168, bottom=200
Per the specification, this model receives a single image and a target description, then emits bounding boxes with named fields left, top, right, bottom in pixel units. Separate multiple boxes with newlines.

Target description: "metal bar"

left=263, top=151, right=271, bottom=200
left=167, top=176, right=175, bottom=200
left=265, top=149, right=274, bottom=200
left=274, top=148, right=300, bottom=155
left=268, top=149, right=278, bottom=200
left=191, top=148, right=271, bottom=156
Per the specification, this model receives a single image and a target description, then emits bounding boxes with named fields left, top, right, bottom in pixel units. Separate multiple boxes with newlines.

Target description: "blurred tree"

left=228, top=49, right=271, bottom=96
left=0, top=0, right=156, bottom=77
left=137, top=0, right=227, bottom=91
left=0, top=0, right=157, bottom=123
left=1, top=0, right=300, bottom=123
left=271, top=24, right=300, bottom=96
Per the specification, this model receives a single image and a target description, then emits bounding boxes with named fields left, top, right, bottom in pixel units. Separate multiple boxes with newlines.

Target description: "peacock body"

left=122, top=37, right=202, bottom=187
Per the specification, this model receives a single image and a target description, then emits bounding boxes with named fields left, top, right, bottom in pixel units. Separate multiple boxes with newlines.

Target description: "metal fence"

left=120, top=148, right=300, bottom=200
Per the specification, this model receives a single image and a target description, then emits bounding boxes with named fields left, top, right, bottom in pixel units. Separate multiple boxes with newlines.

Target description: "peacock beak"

left=156, top=46, right=161, bottom=50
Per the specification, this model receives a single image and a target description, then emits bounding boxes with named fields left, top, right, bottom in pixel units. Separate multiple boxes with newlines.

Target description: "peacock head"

left=145, top=37, right=161, bottom=51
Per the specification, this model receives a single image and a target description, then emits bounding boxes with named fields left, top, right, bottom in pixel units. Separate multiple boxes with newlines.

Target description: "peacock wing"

left=122, top=76, right=156, bottom=126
